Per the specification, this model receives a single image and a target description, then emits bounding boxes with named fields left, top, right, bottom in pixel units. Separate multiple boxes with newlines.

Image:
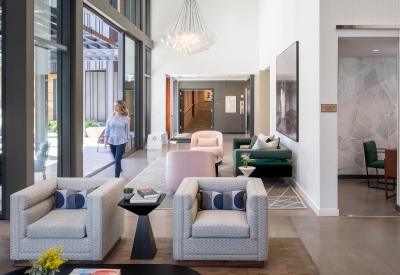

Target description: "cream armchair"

left=190, top=130, right=224, bottom=158
left=173, top=177, right=268, bottom=265
left=10, top=178, right=124, bottom=261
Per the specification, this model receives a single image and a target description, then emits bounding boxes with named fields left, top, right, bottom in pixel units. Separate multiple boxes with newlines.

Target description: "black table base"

left=132, top=215, right=157, bottom=259
left=118, top=193, right=166, bottom=260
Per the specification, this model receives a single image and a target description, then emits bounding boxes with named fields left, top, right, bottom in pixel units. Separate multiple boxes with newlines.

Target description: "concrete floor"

left=1, top=134, right=400, bottom=274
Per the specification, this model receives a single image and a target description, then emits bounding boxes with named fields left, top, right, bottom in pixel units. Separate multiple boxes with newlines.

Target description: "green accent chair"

left=363, top=140, right=394, bottom=190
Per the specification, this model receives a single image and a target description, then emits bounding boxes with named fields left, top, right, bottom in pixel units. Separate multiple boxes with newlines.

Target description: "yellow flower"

left=25, top=245, right=68, bottom=275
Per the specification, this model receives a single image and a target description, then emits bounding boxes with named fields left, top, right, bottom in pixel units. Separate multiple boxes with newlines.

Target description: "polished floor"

left=1, top=135, right=400, bottom=275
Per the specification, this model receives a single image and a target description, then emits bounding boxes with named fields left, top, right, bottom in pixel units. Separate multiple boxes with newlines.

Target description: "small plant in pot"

left=123, top=187, right=134, bottom=200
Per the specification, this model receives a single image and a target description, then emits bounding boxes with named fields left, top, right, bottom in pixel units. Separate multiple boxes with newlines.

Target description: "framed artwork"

left=204, top=90, right=212, bottom=102
left=276, top=41, right=299, bottom=142
left=225, top=96, right=236, bottom=113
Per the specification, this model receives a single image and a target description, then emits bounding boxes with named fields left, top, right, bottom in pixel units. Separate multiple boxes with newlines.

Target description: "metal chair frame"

left=365, top=147, right=396, bottom=190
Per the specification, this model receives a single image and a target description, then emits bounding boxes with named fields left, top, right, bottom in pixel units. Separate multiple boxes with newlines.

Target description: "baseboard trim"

left=288, top=177, right=339, bottom=217
left=338, top=174, right=384, bottom=179
left=177, top=260, right=264, bottom=267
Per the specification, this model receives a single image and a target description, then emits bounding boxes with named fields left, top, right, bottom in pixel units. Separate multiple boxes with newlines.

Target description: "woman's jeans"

left=109, top=144, right=125, bottom=177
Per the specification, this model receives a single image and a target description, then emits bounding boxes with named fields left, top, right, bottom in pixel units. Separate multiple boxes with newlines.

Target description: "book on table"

left=137, top=188, right=160, bottom=198
left=69, top=268, right=120, bottom=275
left=130, top=191, right=160, bottom=203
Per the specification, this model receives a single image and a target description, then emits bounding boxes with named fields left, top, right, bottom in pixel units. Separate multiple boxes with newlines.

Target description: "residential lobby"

left=1, top=1, right=400, bottom=275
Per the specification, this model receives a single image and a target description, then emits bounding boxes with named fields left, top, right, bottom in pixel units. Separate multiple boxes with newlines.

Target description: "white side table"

left=238, top=166, right=256, bottom=177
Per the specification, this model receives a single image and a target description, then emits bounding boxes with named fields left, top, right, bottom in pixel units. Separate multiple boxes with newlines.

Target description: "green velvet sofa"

left=233, top=138, right=293, bottom=177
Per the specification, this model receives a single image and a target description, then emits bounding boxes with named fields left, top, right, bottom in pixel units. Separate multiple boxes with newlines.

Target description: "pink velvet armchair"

left=165, top=150, right=216, bottom=193
left=190, top=130, right=224, bottom=158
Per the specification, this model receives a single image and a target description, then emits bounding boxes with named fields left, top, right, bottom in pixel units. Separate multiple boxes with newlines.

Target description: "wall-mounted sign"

left=321, top=104, right=337, bottom=112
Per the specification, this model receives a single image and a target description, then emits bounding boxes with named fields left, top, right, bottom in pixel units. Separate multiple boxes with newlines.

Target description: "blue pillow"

left=199, top=190, right=245, bottom=211
left=199, top=190, right=223, bottom=210
left=54, top=188, right=95, bottom=209
left=223, top=190, right=245, bottom=211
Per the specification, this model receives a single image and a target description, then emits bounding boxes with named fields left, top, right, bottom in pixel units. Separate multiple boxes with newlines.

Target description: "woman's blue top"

left=104, top=115, right=130, bottom=145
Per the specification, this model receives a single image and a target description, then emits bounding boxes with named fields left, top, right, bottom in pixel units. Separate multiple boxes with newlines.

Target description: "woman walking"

left=104, top=100, right=130, bottom=178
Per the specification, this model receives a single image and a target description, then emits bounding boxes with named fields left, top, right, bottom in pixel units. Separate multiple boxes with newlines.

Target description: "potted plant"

left=25, top=245, right=67, bottom=275
left=123, top=187, right=134, bottom=200
left=241, top=152, right=251, bottom=168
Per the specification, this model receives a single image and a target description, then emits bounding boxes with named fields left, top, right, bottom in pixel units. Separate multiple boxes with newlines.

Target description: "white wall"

left=259, top=0, right=323, bottom=214
left=151, top=0, right=259, bottom=132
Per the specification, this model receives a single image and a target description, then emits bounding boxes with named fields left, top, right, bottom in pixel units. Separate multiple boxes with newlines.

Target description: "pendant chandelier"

left=162, top=0, right=218, bottom=55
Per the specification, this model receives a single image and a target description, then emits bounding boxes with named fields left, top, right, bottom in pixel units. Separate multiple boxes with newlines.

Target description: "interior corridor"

left=183, top=109, right=212, bottom=133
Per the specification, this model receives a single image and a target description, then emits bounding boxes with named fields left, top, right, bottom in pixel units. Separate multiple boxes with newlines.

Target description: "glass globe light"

left=211, top=33, right=218, bottom=43
left=162, top=35, right=168, bottom=43
left=186, top=31, right=195, bottom=41
left=177, top=30, right=186, bottom=41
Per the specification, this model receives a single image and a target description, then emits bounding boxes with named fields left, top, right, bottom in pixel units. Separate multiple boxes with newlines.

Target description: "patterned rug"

left=126, top=157, right=306, bottom=210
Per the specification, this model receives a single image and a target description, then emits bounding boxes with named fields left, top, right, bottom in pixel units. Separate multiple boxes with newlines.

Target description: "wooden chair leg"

left=385, top=175, right=397, bottom=199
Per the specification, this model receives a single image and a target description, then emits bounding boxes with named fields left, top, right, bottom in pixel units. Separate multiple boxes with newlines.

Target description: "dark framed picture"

left=276, top=41, right=299, bottom=142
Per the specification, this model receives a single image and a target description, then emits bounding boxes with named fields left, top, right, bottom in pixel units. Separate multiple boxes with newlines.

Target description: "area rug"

left=125, top=157, right=306, bottom=209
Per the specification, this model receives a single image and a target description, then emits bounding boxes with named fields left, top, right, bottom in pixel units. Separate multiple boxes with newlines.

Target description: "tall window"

left=34, top=0, right=68, bottom=183
left=145, top=48, right=151, bottom=139
left=125, top=36, right=137, bottom=149
left=105, top=0, right=141, bottom=29
left=145, top=0, right=150, bottom=36
left=83, top=9, right=122, bottom=177
left=0, top=0, right=3, bottom=214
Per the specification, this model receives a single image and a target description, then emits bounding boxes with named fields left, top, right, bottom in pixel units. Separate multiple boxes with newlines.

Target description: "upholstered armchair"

left=190, top=130, right=224, bottom=158
left=173, top=177, right=268, bottom=265
left=166, top=151, right=215, bottom=193
left=10, top=178, right=124, bottom=261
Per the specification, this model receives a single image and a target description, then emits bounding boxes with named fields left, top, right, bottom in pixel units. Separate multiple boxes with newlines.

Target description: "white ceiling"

left=169, top=74, right=250, bottom=81
left=338, top=37, right=398, bottom=58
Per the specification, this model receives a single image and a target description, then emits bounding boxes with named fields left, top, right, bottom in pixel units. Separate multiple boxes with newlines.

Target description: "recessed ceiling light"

left=373, top=50, right=379, bottom=52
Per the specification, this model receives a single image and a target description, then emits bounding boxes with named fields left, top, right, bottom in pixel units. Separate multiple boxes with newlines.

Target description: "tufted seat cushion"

left=191, top=210, right=249, bottom=238
left=27, top=209, right=87, bottom=239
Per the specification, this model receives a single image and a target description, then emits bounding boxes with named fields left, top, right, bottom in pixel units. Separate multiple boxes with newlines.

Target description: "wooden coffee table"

left=118, top=193, right=166, bottom=259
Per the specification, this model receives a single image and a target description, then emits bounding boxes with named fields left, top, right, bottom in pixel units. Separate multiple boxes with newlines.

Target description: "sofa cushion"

left=267, top=137, right=281, bottom=149
left=248, top=135, right=258, bottom=148
left=252, top=138, right=269, bottom=150
left=258, top=133, right=274, bottom=142
left=192, top=210, right=249, bottom=238
left=199, top=190, right=223, bottom=210
left=55, top=188, right=95, bottom=209
left=197, top=137, right=218, bottom=147
left=27, top=209, right=87, bottom=239
left=223, top=190, right=245, bottom=211
left=253, top=138, right=280, bottom=150
left=199, top=190, right=245, bottom=211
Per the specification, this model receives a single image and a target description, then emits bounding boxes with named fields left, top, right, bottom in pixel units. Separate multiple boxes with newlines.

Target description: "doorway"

left=337, top=37, right=399, bottom=216
left=180, top=90, right=213, bottom=133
